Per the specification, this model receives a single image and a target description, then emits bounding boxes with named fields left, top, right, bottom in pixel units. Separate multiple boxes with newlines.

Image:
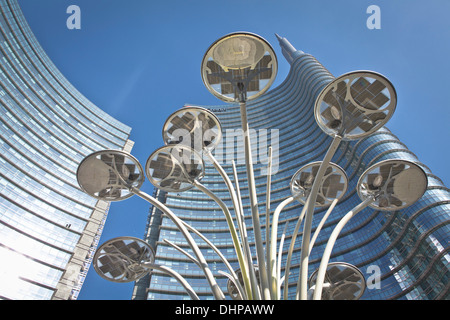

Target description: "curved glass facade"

left=134, top=35, right=449, bottom=300
left=0, top=0, right=132, bottom=300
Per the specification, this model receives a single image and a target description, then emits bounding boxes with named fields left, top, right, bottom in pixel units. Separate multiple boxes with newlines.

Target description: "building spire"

left=275, top=33, right=304, bottom=64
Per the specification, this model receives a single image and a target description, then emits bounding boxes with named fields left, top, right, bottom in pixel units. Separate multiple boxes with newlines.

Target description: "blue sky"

left=17, top=0, right=450, bottom=300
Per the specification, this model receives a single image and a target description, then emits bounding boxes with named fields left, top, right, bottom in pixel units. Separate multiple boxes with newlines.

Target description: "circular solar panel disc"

left=162, top=106, right=222, bottom=152
left=201, top=32, right=278, bottom=102
left=309, top=262, right=366, bottom=300
left=290, top=161, right=348, bottom=207
left=357, top=159, right=427, bottom=211
left=145, top=145, right=205, bottom=192
left=77, top=150, right=145, bottom=201
left=315, top=71, right=396, bottom=140
left=93, top=237, right=155, bottom=283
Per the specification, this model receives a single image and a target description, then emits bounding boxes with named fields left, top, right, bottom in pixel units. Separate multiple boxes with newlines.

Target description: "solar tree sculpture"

left=76, top=32, right=428, bottom=300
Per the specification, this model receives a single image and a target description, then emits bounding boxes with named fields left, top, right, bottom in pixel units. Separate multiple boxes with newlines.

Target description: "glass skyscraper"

left=0, top=0, right=132, bottom=299
left=133, top=33, right=449, bottom=300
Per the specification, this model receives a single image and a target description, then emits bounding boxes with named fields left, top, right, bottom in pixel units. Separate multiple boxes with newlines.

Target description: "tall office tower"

left=0, top=0, right=132, bottom=300
left=133, top=34, right=449, bottom=300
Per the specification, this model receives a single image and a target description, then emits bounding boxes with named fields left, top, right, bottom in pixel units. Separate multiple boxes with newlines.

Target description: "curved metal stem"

left=130, top=187, right=225, bottom=300
left=163, top=239, right=200, bottom=267
left=142, top=262, right=199, bottom=300
left=312, top=197, right=374, bottom=300
left=265, top=146, right=273, bottom=297
left=277, top=221, right=289, bottom=299
left=218, top=270, right=243, bottom=300
left=232, top=161, right=260, bottom=299
left=174, top=215, right=246, bottom=299
left=269, top=196, right=295, bottom=299
left=283, top=204, right=307, bottom=300
left=231, top=160, right=253, bottom=267
left=193, top=180, right=252, bottom=300
left=281, top=197, right=338, bottom=299
left=205, top=151, right=259, bottom=300
left=309, top=198, right=339, bottom=255
left=239, top=101, right=271, bottom=300
left=297, top=135, right=342, bottom=300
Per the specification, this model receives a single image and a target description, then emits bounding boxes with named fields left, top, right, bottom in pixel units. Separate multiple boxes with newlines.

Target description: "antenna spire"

left=274, top=33, right=304, bottom=64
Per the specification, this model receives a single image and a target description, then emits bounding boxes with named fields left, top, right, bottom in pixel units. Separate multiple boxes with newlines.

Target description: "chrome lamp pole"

left=76, top=32, right=428, bottom=301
